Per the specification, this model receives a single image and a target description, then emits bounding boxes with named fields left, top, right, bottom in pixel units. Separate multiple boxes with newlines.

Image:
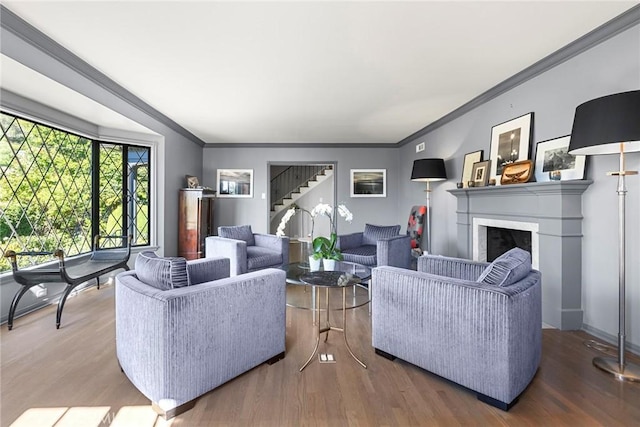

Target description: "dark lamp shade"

left=568, top=90, right=640, bottom=156
left=411, top=158, right=447, bottom=182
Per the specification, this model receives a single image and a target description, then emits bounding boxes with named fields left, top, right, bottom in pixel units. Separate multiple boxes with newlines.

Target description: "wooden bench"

left=4, top=235, right=131, bottom=329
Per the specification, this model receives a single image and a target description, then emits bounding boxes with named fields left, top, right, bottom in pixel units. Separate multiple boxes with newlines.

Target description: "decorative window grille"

left=0, top=112, right=151, bottom=271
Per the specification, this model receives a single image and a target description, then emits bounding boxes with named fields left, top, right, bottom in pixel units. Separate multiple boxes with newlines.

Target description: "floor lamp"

left=410, top=158, right=447, bottom=254
left=568, top=90, right=640, bottom=382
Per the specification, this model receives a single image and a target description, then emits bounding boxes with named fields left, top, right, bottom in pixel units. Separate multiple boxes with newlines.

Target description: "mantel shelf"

left=448, top=179, right=594, bottom=197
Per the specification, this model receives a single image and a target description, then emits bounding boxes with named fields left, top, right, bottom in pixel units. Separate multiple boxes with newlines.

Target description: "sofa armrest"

left=186, top=256, right=230, bottom=285
left=418, top=254, right=489, bottom=281
left=337, top=232, right=363, bottom=251
left=377, top=235, right=411, bottom=269
left=205, top=236, right=247, bottom=275
left=115, top=268, right=286, bottom=408
left=254, top=234, right=289, bottom=265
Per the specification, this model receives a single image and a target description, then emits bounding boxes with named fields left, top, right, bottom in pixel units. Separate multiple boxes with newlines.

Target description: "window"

left=0, top=112, right=151, bottom=272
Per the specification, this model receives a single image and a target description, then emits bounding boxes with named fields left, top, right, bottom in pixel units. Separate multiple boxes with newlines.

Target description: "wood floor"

left=1, top=283, right=640, bottom=427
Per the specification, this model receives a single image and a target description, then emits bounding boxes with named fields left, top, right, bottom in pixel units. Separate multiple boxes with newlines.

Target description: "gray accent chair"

left=115, top=251, right=286, bottom=419
left=372, top=248, right=541, bottom=410
left=205, top=225, right=289, bottom=276
left=337, top=223, right=411, bottom=269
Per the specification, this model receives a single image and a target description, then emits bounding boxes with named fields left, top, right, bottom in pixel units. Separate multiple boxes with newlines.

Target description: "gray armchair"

left=372, top=248, right=541, bottom=410
left=115, top=251, right=286, bottom=419
left=205, top=225, right=289, bottom=276
left=337, top=223, right=411, bottom=269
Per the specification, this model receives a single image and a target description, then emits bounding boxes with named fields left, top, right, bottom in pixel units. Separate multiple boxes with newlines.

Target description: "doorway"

left=268, top=162, right=336, bottom=242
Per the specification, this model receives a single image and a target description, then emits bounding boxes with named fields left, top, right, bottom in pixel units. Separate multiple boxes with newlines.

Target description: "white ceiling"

left=2, top=1, right=637, bottom=144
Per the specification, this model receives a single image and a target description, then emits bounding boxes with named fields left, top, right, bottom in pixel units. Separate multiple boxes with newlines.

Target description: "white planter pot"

left=323, top=259, right=336, bottom=271
left=309, top=255, right=321, bottom=271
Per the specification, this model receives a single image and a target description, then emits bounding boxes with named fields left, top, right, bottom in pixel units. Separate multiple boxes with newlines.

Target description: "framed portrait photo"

left=471, top=160, right=490, bottom=187
left=217, top=169, right=253, bottom=198
left=461, top=150, right=483, bottom=188
left=534, top=135, right=586, bottom=182
left=350, top=169, right=386, bottom=197
left=489, top=112, right=534, bottom=184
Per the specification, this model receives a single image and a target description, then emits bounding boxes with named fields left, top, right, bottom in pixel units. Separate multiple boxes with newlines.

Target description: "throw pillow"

left=477, top=247, right=531, bottom=287
left=362, top=224, right=401, bottom=246
left=218, top=225, right=255, bottom=246
left=135, top=251, right=190, bottom=290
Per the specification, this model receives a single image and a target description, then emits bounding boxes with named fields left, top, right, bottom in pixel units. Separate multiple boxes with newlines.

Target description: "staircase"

left=270, top=165, right=333, bottom=219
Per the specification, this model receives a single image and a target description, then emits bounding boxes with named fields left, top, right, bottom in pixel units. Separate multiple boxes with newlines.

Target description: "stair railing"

left=271, top=165, right=331, bottom=211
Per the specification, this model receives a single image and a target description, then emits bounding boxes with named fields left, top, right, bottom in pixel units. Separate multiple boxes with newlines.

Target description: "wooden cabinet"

left=178, top=188, right=216, bottom=260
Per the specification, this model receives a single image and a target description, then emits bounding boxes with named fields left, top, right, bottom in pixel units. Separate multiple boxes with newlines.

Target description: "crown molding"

left=0, top=5, right=206, bottom=147
left=397, top=5, right=640, bottom=147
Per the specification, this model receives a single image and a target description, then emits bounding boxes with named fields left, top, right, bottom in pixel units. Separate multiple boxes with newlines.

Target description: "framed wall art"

left=461, top=150, right=483, bottom=188
left=217, top=169, right=253, bottom=198
left=534, top=135, right=586, bottom=182
left=471, top=160, right=490, bottom=187
left=350, top=169, right=386, bottom=197
left=489, top=112, right=534, bottom=184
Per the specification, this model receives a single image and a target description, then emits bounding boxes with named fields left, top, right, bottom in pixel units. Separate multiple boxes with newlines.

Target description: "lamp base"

left=593, top=356, right=640, bottom=382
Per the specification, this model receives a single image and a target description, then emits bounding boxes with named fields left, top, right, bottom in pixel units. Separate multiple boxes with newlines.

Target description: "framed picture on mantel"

left=534, top=135, right=586, bottom=182
left=461, top=150, right=483, bottom=188
left=489, top=112, right=533, bottom=184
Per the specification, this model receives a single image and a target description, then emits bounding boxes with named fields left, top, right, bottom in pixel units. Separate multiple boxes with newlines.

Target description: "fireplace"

left=473, top=218, right=539, bottom=269
left=449, top=180, right=592, bottom=330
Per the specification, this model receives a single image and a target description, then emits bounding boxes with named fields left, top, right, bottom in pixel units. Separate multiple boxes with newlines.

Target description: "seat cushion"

left=362, top=224, right=401, bottom=246
left=134, top=251, right=190, bottom=291
left=477, top=247, right=531, bottom=287
left=247, top=246, right=283, bottom=271
left=342, top=245, right=377, bottom=266
left=218, top=225, right=255, bottom=246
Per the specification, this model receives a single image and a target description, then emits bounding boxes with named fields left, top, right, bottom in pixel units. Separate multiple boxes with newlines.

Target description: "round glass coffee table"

left=281, top=261, right=371, bottom=371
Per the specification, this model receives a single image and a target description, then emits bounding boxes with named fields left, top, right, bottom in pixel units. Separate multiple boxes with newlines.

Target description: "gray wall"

left=397, top=24, right=640, bottom=351
left=203, top=146, right=402, bottom=236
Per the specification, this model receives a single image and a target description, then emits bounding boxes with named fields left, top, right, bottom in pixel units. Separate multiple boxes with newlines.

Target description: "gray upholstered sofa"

left=115, top=252, right=286, bottom=419
left=372, top=248, right=541, bottom=410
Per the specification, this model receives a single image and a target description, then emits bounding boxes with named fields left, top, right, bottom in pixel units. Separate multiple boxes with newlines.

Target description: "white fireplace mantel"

left=448, top=180, right=593, bottom=330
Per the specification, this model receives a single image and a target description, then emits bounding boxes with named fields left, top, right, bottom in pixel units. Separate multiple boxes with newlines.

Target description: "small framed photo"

left=471, top=160, right=490, bottom=187
left=217, top=169, right=253, bottom=198
left=185, top=175, right=199, bottom=188
left=461, top=150, right=483, bottom=188
left=489, top=112, right=534, bottom=184
left=350, top=169, right=386, bottom=197
left=534, top=135, right=586, bottom=182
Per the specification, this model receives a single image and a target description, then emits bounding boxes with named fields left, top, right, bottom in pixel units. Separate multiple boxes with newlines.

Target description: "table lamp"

left=568, top=90, right=640, bottom=382
left=411, top=158, right=447, bottom=254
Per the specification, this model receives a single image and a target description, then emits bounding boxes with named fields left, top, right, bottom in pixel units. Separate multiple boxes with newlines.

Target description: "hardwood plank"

left=1, top=284, right=639, bottom=426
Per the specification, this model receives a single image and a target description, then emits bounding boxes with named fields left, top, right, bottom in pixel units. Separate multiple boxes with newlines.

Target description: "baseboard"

left=582, top=324, right=640, bottom=357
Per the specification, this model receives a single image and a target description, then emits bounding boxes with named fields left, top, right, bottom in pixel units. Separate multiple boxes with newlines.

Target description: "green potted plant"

left=312, top=233, right=342, bottom=270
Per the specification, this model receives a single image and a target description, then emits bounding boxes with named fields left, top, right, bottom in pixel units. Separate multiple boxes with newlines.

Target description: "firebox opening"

left=486, top=227, right=532, bottom=262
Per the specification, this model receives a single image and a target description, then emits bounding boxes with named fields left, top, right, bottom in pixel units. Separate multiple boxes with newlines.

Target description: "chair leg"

left=7, top=285, right=31, bottom=331
left=56, top=284, right=77, bottom=329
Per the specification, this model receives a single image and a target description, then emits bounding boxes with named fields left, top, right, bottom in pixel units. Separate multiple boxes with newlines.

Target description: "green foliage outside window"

left=0, top=112, right=150, bottom=272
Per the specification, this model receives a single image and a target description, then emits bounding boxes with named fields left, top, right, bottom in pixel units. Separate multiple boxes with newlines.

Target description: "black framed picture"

left=489, top=112, right=534, bottom=184
left=471, top=160, right=490, bottom=187
left=534, top=135, right=586, bottom=182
